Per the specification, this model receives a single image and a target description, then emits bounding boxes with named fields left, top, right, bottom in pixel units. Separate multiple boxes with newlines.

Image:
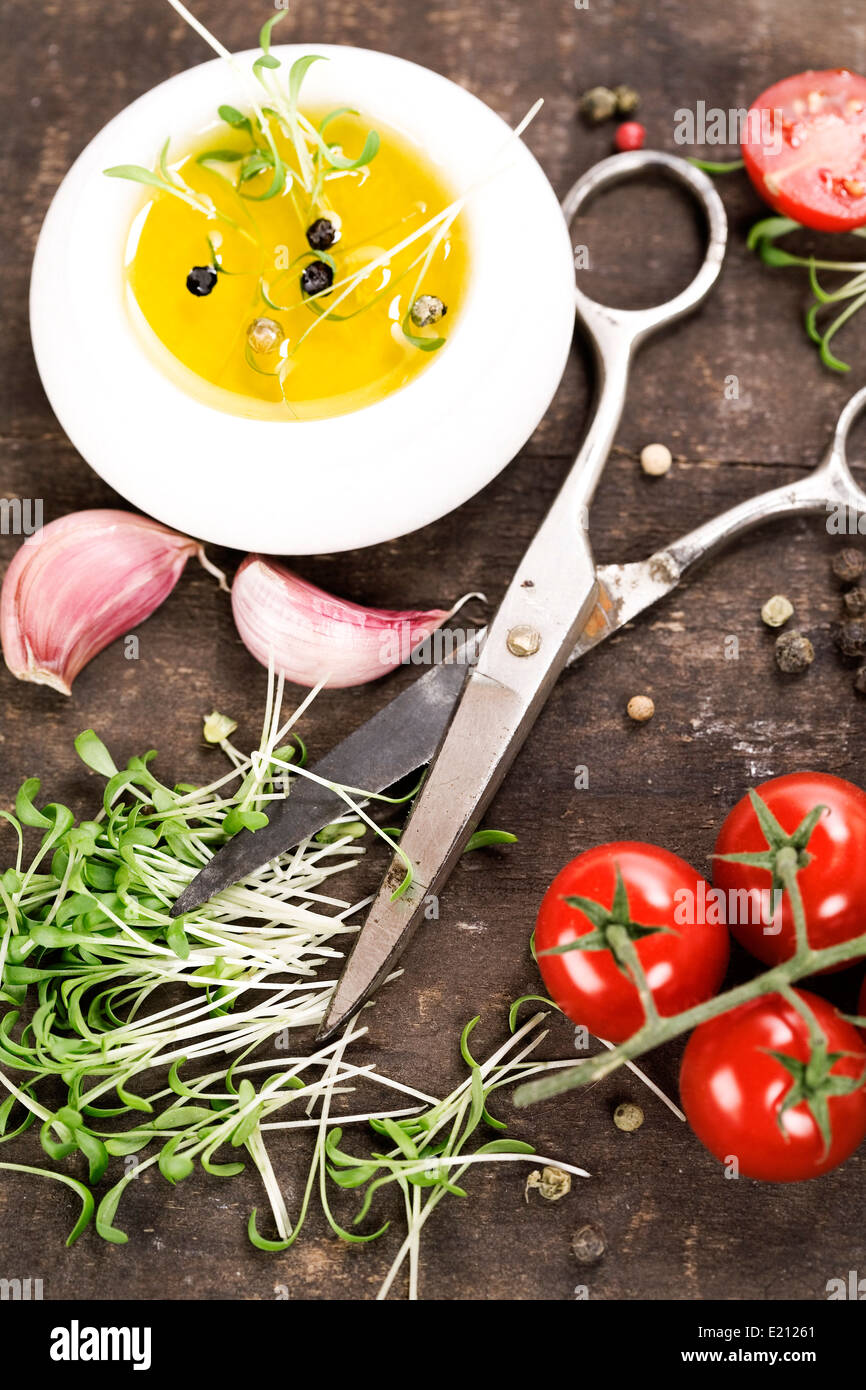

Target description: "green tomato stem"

left=514, top=931, right=866, bottom=1108
left=607, top=923, right=660, bottom=1027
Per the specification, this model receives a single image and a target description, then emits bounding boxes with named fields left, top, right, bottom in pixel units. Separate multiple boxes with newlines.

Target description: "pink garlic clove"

left=231, top=555, right=453, bottom=689
left=1, top=509, right=221, bottom=695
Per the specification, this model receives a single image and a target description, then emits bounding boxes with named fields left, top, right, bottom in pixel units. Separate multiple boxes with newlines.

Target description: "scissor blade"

left=316, top=671, right=531, bottom=1039
left=568, top=552, right=683, bottom=662
left=177, top=550, right=680, bottom=918
left=317, top=528, right=599, bottom=1041
left=170, top=638, right=481, bottom=917
left=317, top=542, right=691, bottom=1038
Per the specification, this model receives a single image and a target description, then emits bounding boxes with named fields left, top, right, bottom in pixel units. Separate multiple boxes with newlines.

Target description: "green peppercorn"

left=580, top=86, right=618, bottom=124
left=246, top=316, right=285, bottom=355
left=613, top=1101, right=644, bottom=1132
left=761, top=594, right=794, bottom=628
left=525, top=1166, right=572, bottom=1201
left=410, top=294, right=447, bottom=327
left=775, top=630, right=815, bottom=674
left=613, top=84, right=640, bottom=115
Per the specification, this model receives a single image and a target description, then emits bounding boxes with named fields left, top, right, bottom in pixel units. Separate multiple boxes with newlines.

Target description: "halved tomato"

left=742, top=69, right=866, bottom=232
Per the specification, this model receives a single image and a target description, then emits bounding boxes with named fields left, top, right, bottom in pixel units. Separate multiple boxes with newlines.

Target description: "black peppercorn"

left=775, top=630, right=815, bottom=674
left=835, top=619, right=866, bottom=658
left=832, top=548, right=866, bottom=585
left=306, top=217, right=338, bottom=250
left=300, top=259, right=334, bottom=297
left=854, top=665, right=866, bottom=696
left=186, top=265, right=218, bottom=297
left=844, top=586, right=866, bottom=617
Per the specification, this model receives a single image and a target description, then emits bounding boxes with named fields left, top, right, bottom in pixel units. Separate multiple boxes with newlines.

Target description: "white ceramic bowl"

left=30, top=45, right=575, bottom=554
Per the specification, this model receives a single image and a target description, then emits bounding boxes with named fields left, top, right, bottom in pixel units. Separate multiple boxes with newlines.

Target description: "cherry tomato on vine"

left=741, top=69, right=866, bottom=232
left=713, top=772, right=866, bottom=969
left=534, top=842, right=729, bottom=1043
left=680, top=989, right=866, bottom=1182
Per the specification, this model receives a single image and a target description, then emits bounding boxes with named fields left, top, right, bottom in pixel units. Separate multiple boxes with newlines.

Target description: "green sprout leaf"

left=687, top=156, right=745, bottom=174
left=288, top=54, right=327, bottom=107
left=0, top=1162, right=94, bottom=1247
left=218, top=104, right=253, bottom=136
left=465, top=830, right=518, bottom=852
left=103, top=164, right=168, bottom=190
left=75, top=730, right=119, bottom=778
left=247, top=1207, right=292, bottom=1251
left=748, top=215, right=866, bottom=373
left=401, top=311, right=446, bottom=353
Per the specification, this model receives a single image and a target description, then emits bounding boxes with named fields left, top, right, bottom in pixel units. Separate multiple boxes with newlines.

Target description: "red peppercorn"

left=615, top=121, right=646, bottom=152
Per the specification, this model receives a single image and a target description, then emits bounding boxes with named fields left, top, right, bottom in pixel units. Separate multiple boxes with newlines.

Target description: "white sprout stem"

left=408, top=1185, right=421, bottom=1302
left=164, top=0, right=275, bottom=153
left=195, top=546, right=230, bottom=591
left=0, top=1070, right=53, bottom=1123
left=288, top=98, right=544, bottom=358
left=261, top=1106, right=422, bottom=1131
left=597, top=1037, right=686, bottom=1122
left=246, top=1126, right=292, bottom=1239
left=371, top=1152, right=591, bottom=1182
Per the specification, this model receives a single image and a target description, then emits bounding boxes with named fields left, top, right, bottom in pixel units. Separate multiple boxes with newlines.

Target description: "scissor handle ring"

left=831, top=384, right=866, bottom=461
left=562, top=150, right=728, bottom=349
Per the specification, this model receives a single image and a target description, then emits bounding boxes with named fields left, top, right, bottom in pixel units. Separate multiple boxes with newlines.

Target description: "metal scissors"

left=172, top=150, right=866, bottom=1040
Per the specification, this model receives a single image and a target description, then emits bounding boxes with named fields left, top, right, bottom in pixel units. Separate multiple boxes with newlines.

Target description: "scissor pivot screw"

left=507, top=624, right=542, bottom=657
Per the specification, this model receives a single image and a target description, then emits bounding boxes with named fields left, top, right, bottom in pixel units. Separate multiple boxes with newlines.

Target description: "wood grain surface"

left=1, top=0, right=866, bottom=1301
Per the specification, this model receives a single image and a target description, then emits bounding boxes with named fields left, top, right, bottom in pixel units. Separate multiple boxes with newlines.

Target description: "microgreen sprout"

left=687, top=156, right=745, bottom=174
left=0, top=667, right=572, bottom=1297
left=748, top=215, right=866, bottom=371
left=105, top=138, right=249, bottom=234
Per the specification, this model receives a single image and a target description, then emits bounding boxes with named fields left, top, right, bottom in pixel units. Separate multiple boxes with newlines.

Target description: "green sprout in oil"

left=103, top=3, right=454, bottom=406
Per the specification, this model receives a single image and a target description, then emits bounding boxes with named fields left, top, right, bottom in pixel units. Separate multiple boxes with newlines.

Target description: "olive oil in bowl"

left=121, top=107, right=469, bottom=421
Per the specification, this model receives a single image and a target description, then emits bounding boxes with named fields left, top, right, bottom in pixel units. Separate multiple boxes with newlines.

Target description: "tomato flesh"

left=534, top=842, right=729, bottom=1043
left=742, top=69, right=866, bottom=231
left=680, top=990, right=866, bottom=1181
left=713, top=772, right=866, bottom=968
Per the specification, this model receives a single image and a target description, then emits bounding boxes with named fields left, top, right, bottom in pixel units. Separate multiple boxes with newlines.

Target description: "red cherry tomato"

left=615, top=122, right=645, bottom=152
left=741, top=69, right=866, bottom=231
left=713, top=772, right=866, bottom=969
left=534, top=843, right=729, bottom=1043
left=680, top=990, right=866, bottom=1181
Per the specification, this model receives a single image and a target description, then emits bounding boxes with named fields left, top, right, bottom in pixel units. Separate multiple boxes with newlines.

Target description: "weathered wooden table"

left=2, top=0, right=865, bottom=1300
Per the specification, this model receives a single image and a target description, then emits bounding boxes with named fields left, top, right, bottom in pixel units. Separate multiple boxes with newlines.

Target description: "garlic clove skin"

left=1, top=509, right=210, bottom=695
left=231, top=555, right=452, bottom=689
